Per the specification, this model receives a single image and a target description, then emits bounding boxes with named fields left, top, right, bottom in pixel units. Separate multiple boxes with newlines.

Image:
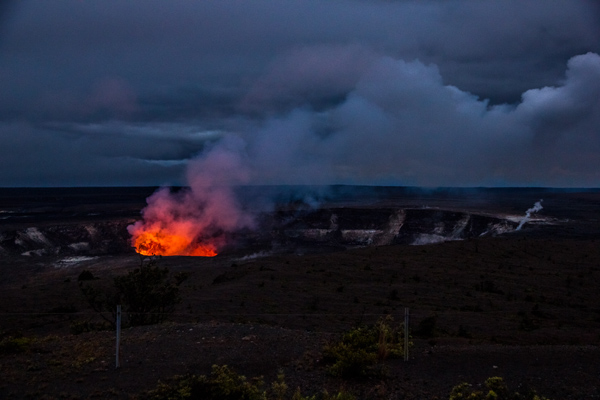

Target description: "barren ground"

left=0, top=187, right=599, bottom=399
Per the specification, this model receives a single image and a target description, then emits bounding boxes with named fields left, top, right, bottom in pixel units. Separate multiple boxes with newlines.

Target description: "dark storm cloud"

left=0, top=0, right=598, bottom=186
left=0, top=122, right=185, bottom=186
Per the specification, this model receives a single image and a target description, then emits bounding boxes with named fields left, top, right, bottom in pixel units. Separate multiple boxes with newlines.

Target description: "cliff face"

left=0, top=219, right=135, bottom=256
left=265, top=207, right=516, bottom=250
left=0, top=208, right=517, bottom=257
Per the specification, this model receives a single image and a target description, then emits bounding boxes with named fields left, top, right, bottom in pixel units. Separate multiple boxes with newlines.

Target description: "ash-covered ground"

left=0, top=186, right=599, bottom=399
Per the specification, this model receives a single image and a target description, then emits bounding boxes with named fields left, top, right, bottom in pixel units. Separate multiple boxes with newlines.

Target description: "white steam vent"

left=516, top=200, right=543, bottom=231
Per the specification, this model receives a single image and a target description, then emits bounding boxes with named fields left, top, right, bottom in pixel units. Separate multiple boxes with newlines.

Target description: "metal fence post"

left=116, top=305, right=121, bottom=369
left=404, top=307, right=409, bottom=361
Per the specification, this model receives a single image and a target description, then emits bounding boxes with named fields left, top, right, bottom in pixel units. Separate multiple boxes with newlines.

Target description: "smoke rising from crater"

left=234, top=51, right=600, bottom=187
left=516, top=200, right=544, bottom=231
left=130, top=53, right=600, bottom=253
left=127, top=137, right=255, bottom=255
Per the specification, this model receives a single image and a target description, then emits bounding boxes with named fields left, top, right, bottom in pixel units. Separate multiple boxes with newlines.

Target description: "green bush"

left=290, top=388, right=355, bottom=400
left=291, top=388, right=316, bottom=400
left=145, top=365, right=265, bottom=400
left=320, top=391, right=356, bottom=400
left=114, top=260, right=180, bottom=326
left=144, top=366, right=356, bottom=400
left=449, top=377, right=551, bottom=400
left=270, top=370, right=288, bottom=400
left=323, top=341, right=377, bottom=378
left=0, top=336, right=33, bottom=355
left=79, top=258, right=181, bottom=328
left=322, top=315, right=410, bottom=378
left=69, top=319, right=111, bottom=335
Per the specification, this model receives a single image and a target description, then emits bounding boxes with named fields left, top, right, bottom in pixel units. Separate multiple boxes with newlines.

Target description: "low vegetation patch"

left=322, top=315, right=410, bottom=378
left=79, top=257, right=185, bottom=328
left=0, top=336, right=34, bottom=355
left=143, top=365, right=355, bottom=400
left=143, top=370, right=552, bottom=400
left=449, top=377, right=551, bottom=400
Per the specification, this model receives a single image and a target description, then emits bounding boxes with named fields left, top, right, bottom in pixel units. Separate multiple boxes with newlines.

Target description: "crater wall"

left=0, top=207, right=519, bottom=257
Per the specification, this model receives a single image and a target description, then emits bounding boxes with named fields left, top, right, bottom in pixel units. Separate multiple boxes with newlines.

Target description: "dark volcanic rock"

left=0, top=220, right=135, bottom=256
left=268, top=207, right=516, bottom=249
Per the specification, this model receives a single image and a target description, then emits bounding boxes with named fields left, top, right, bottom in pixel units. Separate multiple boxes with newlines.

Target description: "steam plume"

left=126, top=52, right=599, bottom=254
left=127, top=137, right=255, bottom=256
left=516, top=200, right=543, bottom=231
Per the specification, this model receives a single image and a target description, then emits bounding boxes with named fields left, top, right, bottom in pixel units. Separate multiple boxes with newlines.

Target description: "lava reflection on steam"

left=127, top=186, right=227, bottom=257
left=127, top=141, right=256, bottom=257
left=132, top=228, right=217, bottom=257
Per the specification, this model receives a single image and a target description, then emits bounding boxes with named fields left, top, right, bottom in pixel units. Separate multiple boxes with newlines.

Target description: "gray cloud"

left=234, top=53, right=600, bottom=187
left=240, top=44, right=379, bottom=114
left=0, top=121, right=220, bottom=186
left=0, top=0, right=598, bottom=186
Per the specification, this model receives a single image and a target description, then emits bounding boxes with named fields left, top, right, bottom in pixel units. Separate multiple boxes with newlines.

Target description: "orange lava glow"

left=132, top=229, right=217, bottom=257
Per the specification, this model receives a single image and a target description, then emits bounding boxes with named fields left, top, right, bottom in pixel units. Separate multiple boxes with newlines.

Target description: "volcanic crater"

left=0, top=186, right=552, bottom=259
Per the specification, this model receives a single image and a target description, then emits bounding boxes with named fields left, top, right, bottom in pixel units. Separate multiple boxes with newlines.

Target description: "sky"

left=1, top=0, right=599, bottom=188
